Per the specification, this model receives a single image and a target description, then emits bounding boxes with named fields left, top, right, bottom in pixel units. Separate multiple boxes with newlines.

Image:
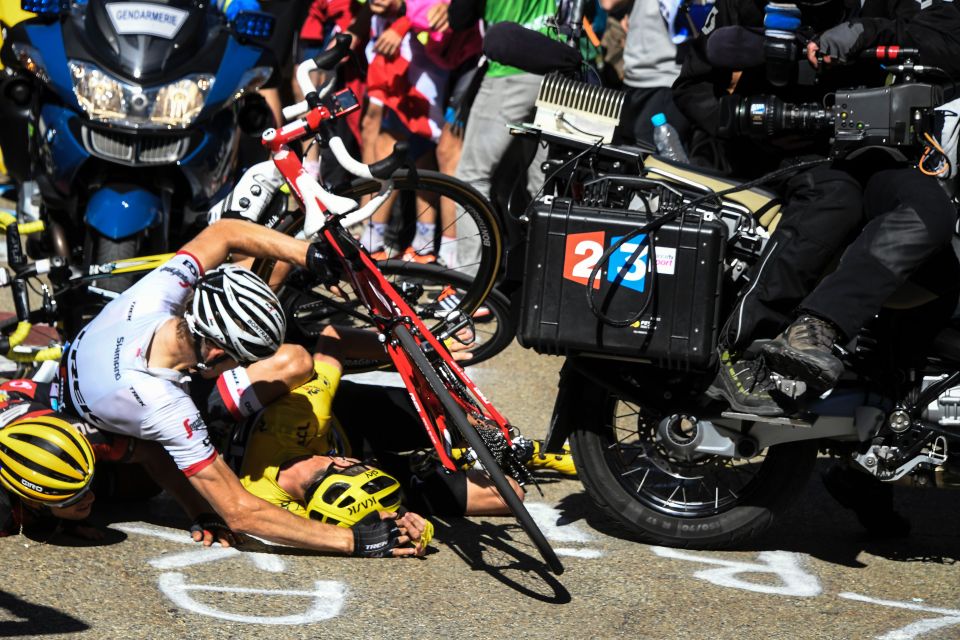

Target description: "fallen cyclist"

left=0, top=377, right=268, bottom=545
left=0, top=397, right=97, bottom=540
left=232, top=324, right=575, bottom=525
left=57, top=218, right=429, bottom=557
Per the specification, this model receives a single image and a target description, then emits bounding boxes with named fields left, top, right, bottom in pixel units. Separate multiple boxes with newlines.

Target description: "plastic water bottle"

left=651, top=112, right=689, bottom=163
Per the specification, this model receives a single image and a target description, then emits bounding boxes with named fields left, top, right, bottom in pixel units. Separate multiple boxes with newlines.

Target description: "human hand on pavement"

left=190, top=512, right=239, bottom=547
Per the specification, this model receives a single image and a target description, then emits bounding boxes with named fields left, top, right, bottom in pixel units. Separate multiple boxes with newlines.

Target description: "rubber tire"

left=394, top=324, right=563, bottom=574
left=283, top=260, right=515, bottom=371
left=563, top=369, right=818, bottom=548
left=93, top=235, right=139, bottom=293
left=60, top=235, right=139, bottom=338
left=252, top=169, right=503, bottom=316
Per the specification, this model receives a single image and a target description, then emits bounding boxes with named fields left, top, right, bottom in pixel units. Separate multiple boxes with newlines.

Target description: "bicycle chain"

left=431, top=360, right=536, bottom=485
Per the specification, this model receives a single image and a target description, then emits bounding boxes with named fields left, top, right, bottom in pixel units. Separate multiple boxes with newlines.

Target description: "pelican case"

left=518, top=197, right=726, bottom=369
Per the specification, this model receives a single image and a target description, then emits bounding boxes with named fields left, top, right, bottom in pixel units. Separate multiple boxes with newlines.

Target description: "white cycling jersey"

left=61, top=252, right=218, bottom=476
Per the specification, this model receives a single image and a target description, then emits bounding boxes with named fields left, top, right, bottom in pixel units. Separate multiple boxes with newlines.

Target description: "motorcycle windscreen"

left=74, top=0, right=219, bottom=82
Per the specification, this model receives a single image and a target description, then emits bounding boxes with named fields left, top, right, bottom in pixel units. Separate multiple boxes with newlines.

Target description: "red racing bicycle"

left=251, top=37, right=563, bottom=574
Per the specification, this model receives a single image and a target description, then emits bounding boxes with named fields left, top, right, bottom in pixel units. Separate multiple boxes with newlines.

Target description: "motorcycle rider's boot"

left=706, top=350, right=785, bottom=416
left=762, top=314, right=845, bottom=391
left=822, top=464, right=911, bottom=538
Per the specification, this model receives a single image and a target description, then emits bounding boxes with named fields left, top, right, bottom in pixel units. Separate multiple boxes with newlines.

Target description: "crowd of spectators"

left=261, top=0, right=642, bottom=264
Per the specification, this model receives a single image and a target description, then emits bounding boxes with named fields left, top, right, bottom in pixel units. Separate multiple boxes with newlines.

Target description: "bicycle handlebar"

left=313, top=33, right=352, bottom=72
left=284, top=34, right=353, bottom=122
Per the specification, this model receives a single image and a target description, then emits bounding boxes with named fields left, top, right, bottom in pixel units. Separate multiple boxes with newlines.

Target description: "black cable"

left=529, top=137, right=605, bottom=205
left=584, top=157, right=831, bottom=326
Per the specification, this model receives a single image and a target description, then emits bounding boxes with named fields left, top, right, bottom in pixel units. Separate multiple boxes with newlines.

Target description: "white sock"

left=412, top=222, right=436, bottom=254
left=438, top=235, right=458, bottom=268
left=362, top=222, right=387, bottom=251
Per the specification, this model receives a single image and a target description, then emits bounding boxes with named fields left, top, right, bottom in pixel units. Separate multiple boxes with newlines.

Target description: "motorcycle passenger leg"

left=801, top=169, right=956, bottom=339
left=722, top=167, right=862, bottom=351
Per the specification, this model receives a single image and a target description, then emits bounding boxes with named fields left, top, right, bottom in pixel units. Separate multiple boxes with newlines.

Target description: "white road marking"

left=114, top=523, right=286, bottom=572
left=651, top=547, right=822, bottom=597
left=158, top=573, right=347, bottom=624
left=342, top=371, right=405, bottom=387
left=526, top=503, right=597, bottom=544
left=839, top=593, right=960, bottom=640
left=555, top=548, right=604, bottom=559
left=114, top=523, right=200, bottom=544
left=525, top=502, right=603, bottom=558
left=344, top=366, right=480, bottom=388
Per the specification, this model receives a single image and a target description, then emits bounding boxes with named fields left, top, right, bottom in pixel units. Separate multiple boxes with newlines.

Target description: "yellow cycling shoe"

left=450, top=439, right=577, bottom=476
left=527, top=440, right=577, bottom=476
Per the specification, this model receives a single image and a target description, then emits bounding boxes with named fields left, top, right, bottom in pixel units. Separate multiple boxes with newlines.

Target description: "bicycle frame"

left=265, top=98, right=514, bottom=473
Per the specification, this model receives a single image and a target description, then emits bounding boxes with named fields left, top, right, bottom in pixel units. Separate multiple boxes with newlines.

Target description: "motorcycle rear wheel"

left=561, top=364, right=817, bottom=548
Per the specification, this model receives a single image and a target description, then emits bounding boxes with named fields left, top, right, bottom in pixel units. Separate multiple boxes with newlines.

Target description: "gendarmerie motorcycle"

left=0, top=0, right=275, bottom=289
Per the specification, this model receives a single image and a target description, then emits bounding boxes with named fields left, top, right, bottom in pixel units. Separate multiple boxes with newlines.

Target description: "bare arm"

left=188, top=455, right=421, bottom=555
left=180, top=219, right=311, bottom=275
left=131, top=440, right=233, bottom=545
left=131, top=440, right=214, bottom=519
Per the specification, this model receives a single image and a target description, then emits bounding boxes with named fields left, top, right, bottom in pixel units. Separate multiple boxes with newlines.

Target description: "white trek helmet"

left=184, top=265, right=286, bottom=365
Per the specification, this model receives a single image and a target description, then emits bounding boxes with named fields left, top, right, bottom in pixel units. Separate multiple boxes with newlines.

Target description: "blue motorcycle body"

left=2, top=0, right=274, bottom=259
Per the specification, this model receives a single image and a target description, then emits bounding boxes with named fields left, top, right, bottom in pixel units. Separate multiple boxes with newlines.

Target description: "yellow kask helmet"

left=305, top=463, right=401, bottom=527
left=0, top=414, right=95, bottom=506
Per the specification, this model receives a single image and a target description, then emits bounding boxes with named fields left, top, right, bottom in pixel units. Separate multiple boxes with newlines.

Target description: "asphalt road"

left=0, top=194, right=957, bottom=639
left=1, top=341, right=959, bottom=640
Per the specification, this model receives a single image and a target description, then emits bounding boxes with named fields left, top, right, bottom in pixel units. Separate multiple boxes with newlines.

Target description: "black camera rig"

left=719, top=48, right=947, bottom=159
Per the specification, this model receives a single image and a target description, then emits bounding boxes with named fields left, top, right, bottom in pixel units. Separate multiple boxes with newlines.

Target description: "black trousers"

left=724, top=165, right=864, bottom=350
left=803, top=168, right=959, bottom=339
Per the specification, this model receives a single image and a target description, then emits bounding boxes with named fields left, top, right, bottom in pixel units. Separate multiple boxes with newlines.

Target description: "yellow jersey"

left=239, top=361, right=347, bottom=517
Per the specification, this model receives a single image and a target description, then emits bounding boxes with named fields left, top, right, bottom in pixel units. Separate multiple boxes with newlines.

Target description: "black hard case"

left=518, top=198, right=726, bottom=369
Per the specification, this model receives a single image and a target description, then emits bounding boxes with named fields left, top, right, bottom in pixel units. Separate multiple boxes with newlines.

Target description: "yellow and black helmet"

left=305, top=463, right=401, bottom=527
left=0, top=414, right=95, bottom=506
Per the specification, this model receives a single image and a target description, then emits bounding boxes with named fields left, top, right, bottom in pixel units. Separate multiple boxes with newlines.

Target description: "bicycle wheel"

left=252, top=170, right=502, bottom=315
left=393, top=323, right=564, bottom=575
left=282, top=260, right=515, bottom=371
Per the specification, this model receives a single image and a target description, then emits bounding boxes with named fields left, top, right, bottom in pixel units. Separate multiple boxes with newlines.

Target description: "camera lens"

left=734, top=96, right=833, bottom=137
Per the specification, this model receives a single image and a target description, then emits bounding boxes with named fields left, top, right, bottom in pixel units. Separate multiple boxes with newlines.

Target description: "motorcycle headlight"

left=70, top=63, right=126, bottom=120
left=69, top=60, right=215, bottom=128
left=152, top=76, right=215, bottom=126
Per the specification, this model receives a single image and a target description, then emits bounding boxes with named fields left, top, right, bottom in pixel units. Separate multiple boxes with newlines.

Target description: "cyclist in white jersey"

left=60, top=218, right=430, bottom=558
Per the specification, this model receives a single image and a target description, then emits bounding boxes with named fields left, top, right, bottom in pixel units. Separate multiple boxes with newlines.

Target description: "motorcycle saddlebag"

left=518, top=197, right=726, bottom=369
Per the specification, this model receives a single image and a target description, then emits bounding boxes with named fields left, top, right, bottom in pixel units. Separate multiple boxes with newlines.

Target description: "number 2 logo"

left=563, top=232, right=650, bottom=293
left=563, top=231, right=606, bottom=288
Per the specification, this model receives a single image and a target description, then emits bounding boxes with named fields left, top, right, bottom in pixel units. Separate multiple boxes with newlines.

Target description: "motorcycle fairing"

left=73, top=0, right=213, bottom=83
left=38, top=103, right=88, bottom=193
left=21, top=22, right=78, bottom=109
left=84, top=185, right=161, bottom=240
left=197, top=36, right=270, bottom=120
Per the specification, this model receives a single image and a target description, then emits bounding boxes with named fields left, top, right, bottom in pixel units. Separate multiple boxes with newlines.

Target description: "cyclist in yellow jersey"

left=240, top=359, right=346, bottom=518
left=237, top=323, right=575, bottom=522
left=239, top=325, right=534, bottom=519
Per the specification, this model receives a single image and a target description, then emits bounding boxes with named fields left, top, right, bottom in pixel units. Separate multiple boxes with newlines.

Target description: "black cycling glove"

left=351, top=513, right=401, bottom=558
left=190, top=512, right=237, bottom=545
left=306, top=240, right=343, bottom=286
